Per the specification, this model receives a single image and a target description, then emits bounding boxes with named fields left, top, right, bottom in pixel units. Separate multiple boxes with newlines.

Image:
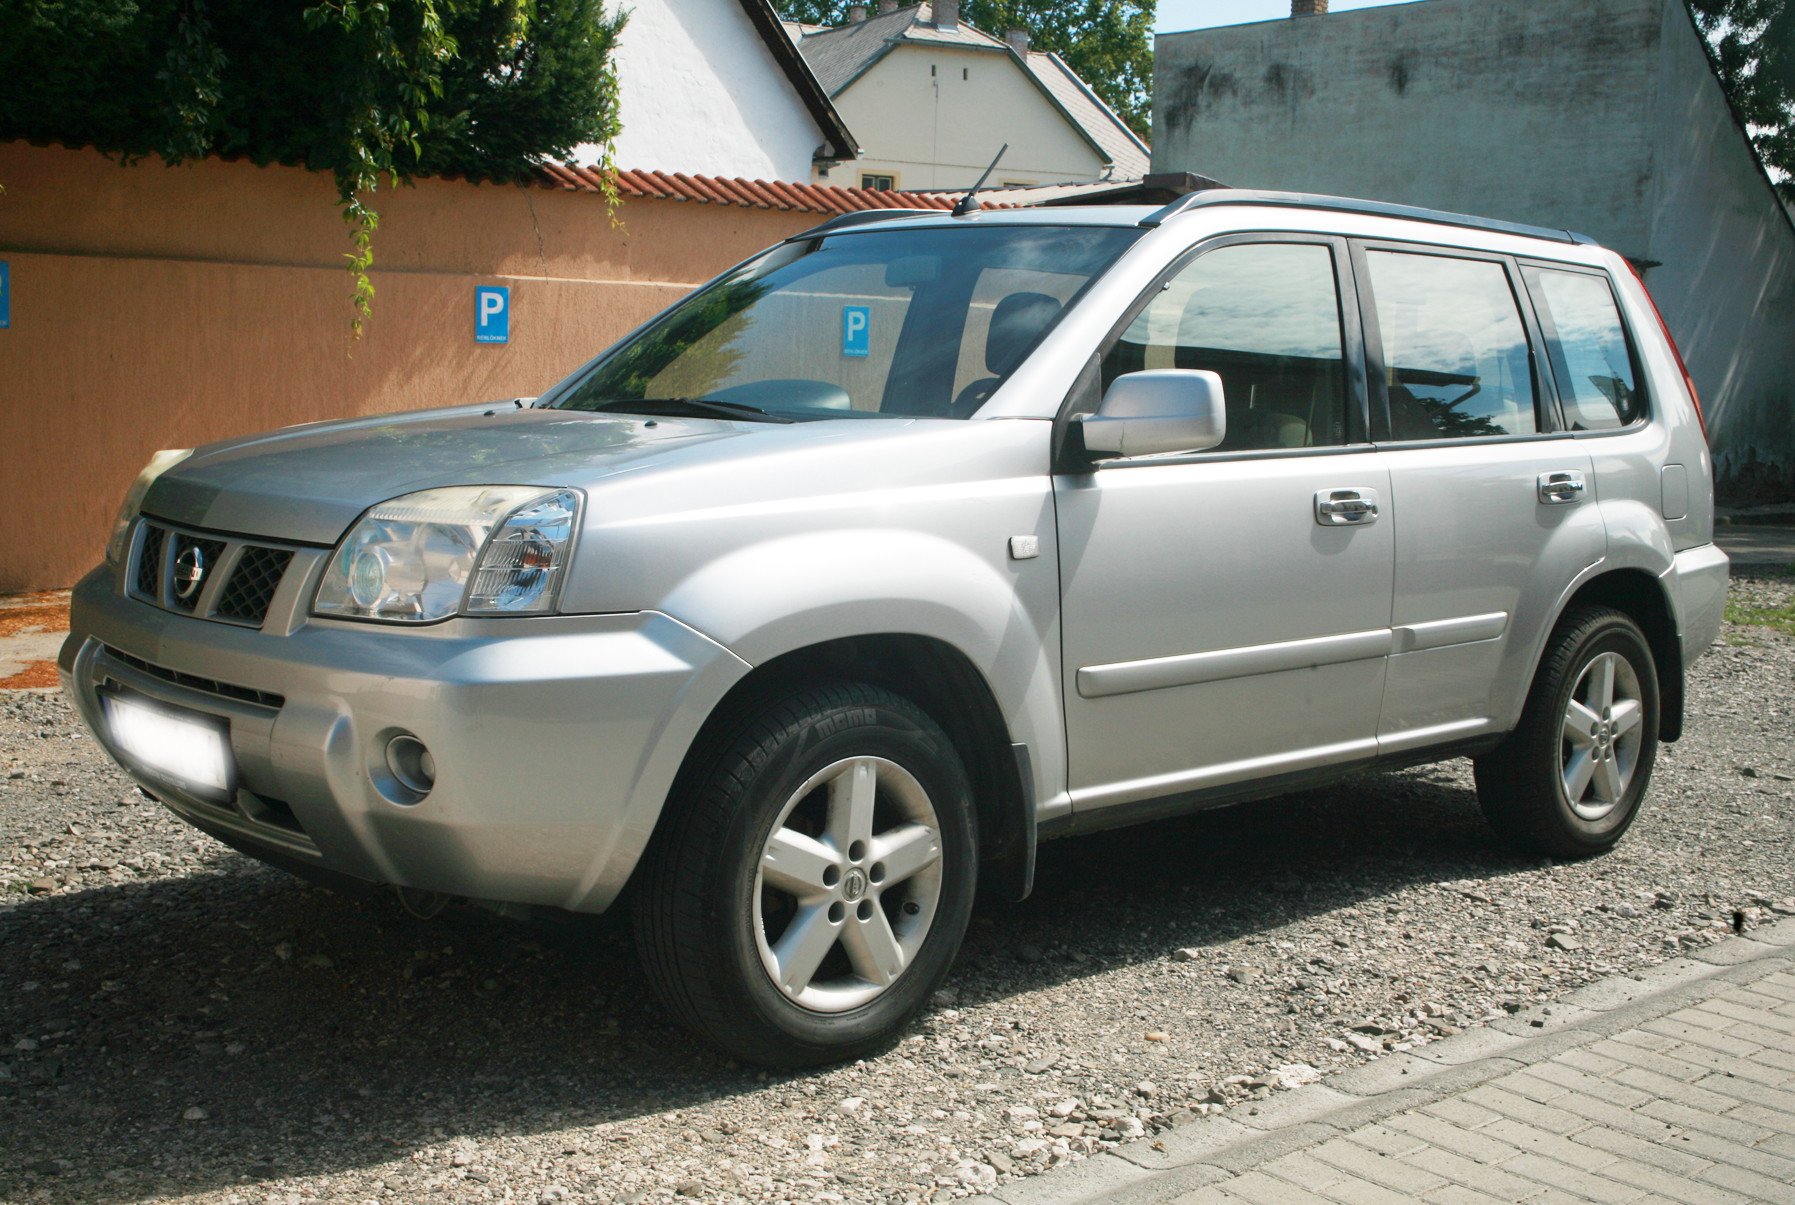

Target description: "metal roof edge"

left=1034, top=50, right=1151, bottom=160
left=736, top=0, right=861, bottom=161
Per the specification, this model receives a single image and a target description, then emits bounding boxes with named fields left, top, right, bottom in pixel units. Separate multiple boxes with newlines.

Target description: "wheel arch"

left=648, top=633, right=1036, bottom=904
left=1557, top=569, right=1685, bottom=742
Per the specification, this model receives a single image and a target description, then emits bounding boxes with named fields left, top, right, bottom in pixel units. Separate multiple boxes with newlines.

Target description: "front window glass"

left=1101, top=242, right=1350, bottom=451
left=1526, top=267, right=1642, bottom=430
left=550, top=225, right=1143, bottom=421
left=1367, top=250, right=1538, bottom=440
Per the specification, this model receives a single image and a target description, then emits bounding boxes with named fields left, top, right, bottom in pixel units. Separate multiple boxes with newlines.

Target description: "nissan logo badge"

left=173, top=545, right=207, bottom=601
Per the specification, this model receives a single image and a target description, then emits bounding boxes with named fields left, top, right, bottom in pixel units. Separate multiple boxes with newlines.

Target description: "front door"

left=1056, top=238, right=1396, bottom=818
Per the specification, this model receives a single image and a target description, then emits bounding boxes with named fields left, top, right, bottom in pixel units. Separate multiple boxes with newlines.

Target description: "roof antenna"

left=952, top=143, right=1009, bottom=216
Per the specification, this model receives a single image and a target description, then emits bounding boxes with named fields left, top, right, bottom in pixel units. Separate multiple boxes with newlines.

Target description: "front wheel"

left=631, top=683, right=977, bottom=1067
left=1474, top=606, right=1660, bottom=858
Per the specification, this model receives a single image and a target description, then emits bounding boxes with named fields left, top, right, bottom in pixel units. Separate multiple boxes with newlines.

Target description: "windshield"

left=549, top=223, right=1144, bottom=421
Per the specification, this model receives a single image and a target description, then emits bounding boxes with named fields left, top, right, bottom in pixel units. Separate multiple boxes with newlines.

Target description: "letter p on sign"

left=475, top=285, right=510, bottom=344
left=842, top=305, right=870, bottom=358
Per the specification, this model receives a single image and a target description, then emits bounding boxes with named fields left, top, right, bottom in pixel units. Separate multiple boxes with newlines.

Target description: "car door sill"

left=1046, top=724, right=1509, bottom=839
left=1070, top=736, right=1380, bottom=812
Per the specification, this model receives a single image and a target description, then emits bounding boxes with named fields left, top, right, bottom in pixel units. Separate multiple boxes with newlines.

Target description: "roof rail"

left=799, top=208, right=938, bottom=237
left=1141, top=189, right=1590, bottom=245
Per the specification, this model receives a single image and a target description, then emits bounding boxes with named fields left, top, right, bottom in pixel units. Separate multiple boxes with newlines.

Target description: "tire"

left=1474, top=605, right=1660, bottom=858
left=631, top=683, right=977, bottom=1067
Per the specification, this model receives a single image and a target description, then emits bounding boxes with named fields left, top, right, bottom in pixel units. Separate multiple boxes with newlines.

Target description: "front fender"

left=658, top=527, right=1069, bottom=820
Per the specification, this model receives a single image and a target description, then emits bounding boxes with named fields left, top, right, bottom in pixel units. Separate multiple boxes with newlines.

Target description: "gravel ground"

left=2, top=572, right=1792, bottom=1205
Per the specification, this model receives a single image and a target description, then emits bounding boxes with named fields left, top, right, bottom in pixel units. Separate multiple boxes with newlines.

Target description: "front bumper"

left=60, top=567, right=750, bottom=912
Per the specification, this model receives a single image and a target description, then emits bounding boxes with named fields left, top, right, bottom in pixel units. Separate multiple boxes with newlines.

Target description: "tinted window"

left=1367, top=251, right=1538, bottom=440
left=1527, top=267, right=1642, bottom=430
left=1102, top=242, right=1349, bottom=451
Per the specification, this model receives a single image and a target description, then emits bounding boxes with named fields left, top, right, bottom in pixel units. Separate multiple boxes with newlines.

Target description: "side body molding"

left=1077, top=614, right=1510, bottom=700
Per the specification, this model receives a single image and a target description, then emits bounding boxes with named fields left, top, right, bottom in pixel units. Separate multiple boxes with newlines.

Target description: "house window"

left=861, top=173, right=897, bottom=191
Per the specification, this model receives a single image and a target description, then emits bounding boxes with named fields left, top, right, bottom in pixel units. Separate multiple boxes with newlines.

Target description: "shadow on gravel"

left=0, top=766, right=1531, bottom=1200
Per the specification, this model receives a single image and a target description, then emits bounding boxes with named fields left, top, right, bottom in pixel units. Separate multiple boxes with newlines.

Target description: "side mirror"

left=1076, top=370, right=1227, bottom=460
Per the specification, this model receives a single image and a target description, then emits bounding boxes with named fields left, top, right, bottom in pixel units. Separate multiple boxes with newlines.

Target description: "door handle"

left=1315, top=487, right=1380, bottom=526
left=1538, top=470, right=1586, bottom=505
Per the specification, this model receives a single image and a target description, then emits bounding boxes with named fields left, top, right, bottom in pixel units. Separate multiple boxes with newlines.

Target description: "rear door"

left=1356, top=243, right=1605, bottom=753
left=1056, top=236, right=1395, bottom=818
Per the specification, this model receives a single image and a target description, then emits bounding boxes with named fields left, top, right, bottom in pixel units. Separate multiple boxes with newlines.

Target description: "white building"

left=595, top=0, right=856, bottom=181
left=790, top=1, right=1149, bottom=193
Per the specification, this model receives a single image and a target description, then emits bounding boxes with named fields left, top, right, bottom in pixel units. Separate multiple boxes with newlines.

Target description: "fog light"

left=385, top=734, right=435, bottom=796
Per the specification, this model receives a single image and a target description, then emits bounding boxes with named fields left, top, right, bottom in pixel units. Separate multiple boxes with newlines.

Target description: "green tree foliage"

left=0, top=0, right=626, bottom=333
left=1689, top=0, right=1793, bottom=202
left=783, top=1, right=1153, bottom=137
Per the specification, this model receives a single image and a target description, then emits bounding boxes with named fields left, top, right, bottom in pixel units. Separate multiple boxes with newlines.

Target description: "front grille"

left=103, top=645, right=285, bottom=710
left=168, top=535, right=227, bottom=613
left=132, top=521, right=305, bottom=628
left=216, top=546, right=293, bottom=623
left=137, top=525, right=167, bottom=598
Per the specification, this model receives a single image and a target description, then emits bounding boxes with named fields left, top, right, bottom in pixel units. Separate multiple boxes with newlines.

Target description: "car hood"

left=141, top=403, right=754, bottom=545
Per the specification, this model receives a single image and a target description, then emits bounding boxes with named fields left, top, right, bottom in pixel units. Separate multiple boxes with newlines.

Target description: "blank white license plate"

left=101, top=691, right=235, bottom=799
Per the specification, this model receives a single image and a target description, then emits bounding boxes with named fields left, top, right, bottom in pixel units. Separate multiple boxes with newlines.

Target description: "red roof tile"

left=538, top=164, right=996, bottom=214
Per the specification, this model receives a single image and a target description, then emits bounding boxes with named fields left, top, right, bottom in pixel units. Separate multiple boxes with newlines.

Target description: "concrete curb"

left=1713, top=511, right=1795, bottom=527
left=992, top=920, right=1795, bottom=1205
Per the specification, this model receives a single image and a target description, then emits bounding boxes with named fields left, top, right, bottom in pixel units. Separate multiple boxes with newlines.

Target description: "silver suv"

left=61, top=192, right=1728, bottom=1066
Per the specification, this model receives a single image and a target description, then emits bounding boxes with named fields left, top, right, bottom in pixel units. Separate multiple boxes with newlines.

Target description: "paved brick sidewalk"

left=0, top=590, right=69, bottom=690
left=999, top=922, right=1795, bottom=1205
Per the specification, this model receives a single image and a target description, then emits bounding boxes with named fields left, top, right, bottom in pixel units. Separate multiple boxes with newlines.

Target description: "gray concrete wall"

left=1645, top=1, right=1795, bottom=498
left=1153, top=0, right=1795, bottom=500
left=1153, top=0, right=1665, bottom=249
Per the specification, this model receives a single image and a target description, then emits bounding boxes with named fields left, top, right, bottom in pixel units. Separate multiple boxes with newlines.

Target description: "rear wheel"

left=1474, top=606, right=1660, bottom=858
left=632, top=683, right=976, bottom=1067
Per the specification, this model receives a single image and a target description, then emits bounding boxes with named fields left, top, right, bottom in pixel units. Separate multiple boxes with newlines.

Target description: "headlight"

left=106, top=449, right=193, bottom=565
left=313, top=486, right=582, bottom=623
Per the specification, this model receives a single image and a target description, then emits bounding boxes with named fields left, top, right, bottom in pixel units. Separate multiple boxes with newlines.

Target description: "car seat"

left=949, top=292, right=1062, bottom=417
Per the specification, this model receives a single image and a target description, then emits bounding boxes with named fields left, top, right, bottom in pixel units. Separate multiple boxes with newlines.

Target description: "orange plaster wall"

left=0, top=142, right=822, bottom=591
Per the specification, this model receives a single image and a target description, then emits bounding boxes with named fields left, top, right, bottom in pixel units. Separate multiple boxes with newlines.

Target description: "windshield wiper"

left=586, top=397, right=797, bottom=424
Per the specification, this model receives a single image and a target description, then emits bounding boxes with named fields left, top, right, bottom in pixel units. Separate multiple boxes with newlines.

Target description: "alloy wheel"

left=752, top=756, right=944, bottom=1013
left=1559, top=650, right=1645, bottom=821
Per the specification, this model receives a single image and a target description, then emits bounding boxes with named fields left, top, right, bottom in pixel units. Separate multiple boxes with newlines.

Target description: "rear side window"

left=1365, top=250, right=1538, bottom=440
left=1525, top=267, right=1642, bottom=430
left=1101, top=242, right=1349, bottom=451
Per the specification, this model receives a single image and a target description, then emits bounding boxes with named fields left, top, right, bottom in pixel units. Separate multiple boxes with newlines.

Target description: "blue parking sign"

left=475, top=285, right=509, bottom=344
left=842, top=305, right=870, bottom=358
left=0, top=261, right=10, bottom=330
